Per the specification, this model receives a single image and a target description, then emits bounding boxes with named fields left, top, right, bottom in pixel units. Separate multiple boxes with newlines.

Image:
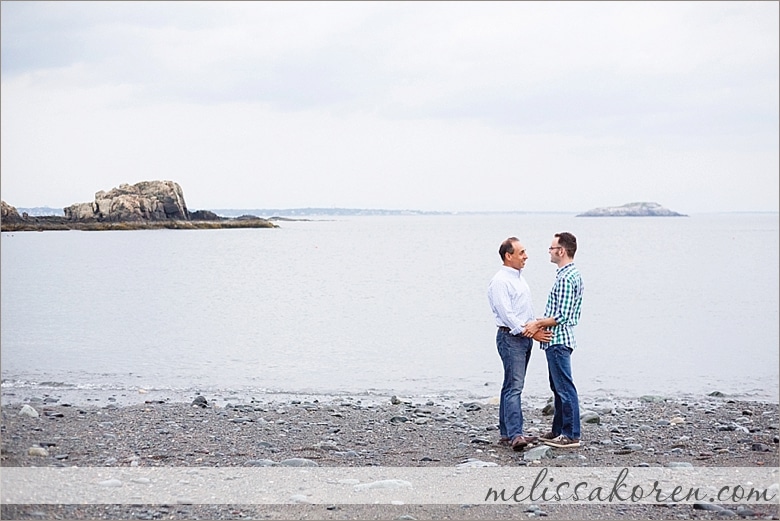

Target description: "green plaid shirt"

left=540, top=262, right=584, bottom=350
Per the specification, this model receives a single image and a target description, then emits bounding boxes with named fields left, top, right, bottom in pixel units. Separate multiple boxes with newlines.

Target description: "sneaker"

left=540, top=431, right=558, bottom=440
left=542, top=435, right=581, bottom=448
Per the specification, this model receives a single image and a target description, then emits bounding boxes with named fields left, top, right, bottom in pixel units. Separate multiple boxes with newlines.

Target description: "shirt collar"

left=556, top=262, right=575, bottom=275
left=501, top=265, right=522, bottom=277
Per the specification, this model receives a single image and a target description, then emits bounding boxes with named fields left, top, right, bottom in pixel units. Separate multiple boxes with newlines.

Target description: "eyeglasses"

left=548, top=246, right=563, bottom=251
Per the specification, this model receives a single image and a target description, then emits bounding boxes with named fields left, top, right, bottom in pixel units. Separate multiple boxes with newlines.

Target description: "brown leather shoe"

left=511, top=435, right=529, bottom=451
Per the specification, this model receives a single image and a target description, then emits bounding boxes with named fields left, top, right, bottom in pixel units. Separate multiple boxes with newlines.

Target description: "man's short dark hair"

left=556, top=232, right=577, bottom=258
left=499, top=237, right=519, bottom=261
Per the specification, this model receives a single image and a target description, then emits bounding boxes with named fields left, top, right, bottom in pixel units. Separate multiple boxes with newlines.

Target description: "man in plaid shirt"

left=524, top=232, right=584, bottom=448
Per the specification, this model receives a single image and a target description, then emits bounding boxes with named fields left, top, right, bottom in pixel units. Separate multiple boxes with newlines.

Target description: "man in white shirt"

left=488, top=237, right=551, bottom=451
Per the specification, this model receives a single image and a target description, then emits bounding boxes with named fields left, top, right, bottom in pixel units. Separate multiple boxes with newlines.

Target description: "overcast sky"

left=1, top=1, right=778, bottom=213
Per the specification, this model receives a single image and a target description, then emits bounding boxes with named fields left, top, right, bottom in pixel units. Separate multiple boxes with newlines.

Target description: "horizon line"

left=10, top=205, right=779, bottom=216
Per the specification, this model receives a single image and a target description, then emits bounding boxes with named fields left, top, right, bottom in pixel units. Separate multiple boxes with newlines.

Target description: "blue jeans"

left=496, top=330, right=532, bottom=439
left=545, top=344, right=580, bottom=439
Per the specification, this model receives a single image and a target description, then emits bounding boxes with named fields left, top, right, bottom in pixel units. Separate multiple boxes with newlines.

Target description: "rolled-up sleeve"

left=551, top=279, right=577, bottom=326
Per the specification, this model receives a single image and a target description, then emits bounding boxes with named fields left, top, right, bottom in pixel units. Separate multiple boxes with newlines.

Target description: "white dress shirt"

left=488, top=265, right=535, bottom=336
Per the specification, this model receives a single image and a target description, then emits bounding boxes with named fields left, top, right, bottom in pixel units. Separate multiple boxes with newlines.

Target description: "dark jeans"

left=545, top=343, right=580, bottom=439
left=496, top=330, right=532, bottom=439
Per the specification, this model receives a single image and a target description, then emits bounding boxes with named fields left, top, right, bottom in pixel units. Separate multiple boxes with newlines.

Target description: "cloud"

left=1, top=1, right=777, bottom=212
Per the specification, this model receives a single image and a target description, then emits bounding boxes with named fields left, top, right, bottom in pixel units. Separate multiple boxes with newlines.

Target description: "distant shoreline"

left=3, top=209, right=777, bottom=232
left=13, top=206, right=779, bottom=218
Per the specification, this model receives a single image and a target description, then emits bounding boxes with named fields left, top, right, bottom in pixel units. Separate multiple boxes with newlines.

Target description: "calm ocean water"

left=2, top=213, right=778, bottom=404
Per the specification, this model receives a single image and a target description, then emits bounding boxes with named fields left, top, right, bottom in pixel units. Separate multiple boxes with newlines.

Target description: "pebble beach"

left=1, top=390, right=778, bottom=520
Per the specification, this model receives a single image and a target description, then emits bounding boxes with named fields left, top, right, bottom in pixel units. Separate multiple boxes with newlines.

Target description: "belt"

left=498, top=326, right=512, bottom=333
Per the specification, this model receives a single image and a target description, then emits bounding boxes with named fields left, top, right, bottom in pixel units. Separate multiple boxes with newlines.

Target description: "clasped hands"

left=523, top=320, right=552, bottom=342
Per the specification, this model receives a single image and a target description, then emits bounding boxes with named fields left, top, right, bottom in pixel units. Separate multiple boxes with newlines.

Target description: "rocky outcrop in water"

left=189, top=210, right=222, bottom=221
left=64, top=180, right=189, bottom=222
left=1, top=181, right=277, bottom=232
left=577, top=202, right=687, bottom=217
left=1, top=201, right=24, bottom=223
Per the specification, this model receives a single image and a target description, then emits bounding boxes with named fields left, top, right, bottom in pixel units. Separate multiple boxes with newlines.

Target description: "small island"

left=576, top=202, right=687, bottom=217
left=1, top=180, right=278, bottom=232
